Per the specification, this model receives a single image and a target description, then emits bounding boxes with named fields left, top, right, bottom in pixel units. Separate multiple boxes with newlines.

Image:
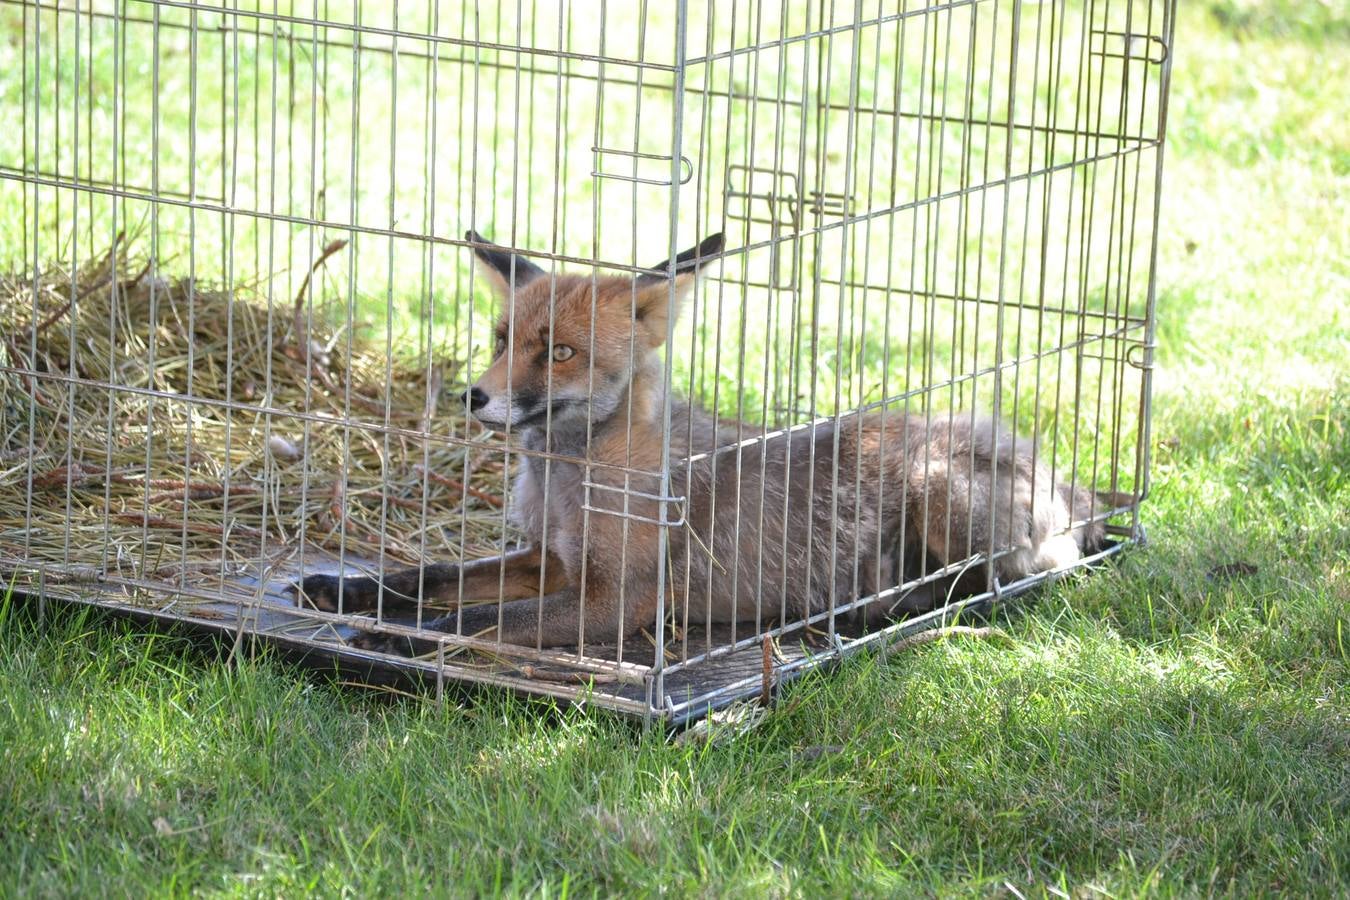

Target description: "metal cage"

left=0, top=0, right=1175, bottom=722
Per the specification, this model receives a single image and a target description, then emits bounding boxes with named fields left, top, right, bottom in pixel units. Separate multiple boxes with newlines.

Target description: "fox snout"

left=463, top=386, right=489, bottom=413
left=461, top=383, right=535, bottom=430
left=462, top=382, right=576, bottom=432
left=461, top=384, right=523, bottom=430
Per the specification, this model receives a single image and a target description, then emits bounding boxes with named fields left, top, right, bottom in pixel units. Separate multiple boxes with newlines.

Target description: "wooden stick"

left=414, top=464, right=504, bottom=508
left=290, top=237, right=348, bottom=344
left=760, top=635, right=774, bottom=706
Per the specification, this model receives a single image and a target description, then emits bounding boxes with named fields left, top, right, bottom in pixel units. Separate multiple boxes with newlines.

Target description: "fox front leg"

left=290, top=563, right=461, bottom=614
left=290, top=545, right=563, bottom=614
left=348, top=588, right=592, bottom=656
left=351, top=580, right=655, bottom=656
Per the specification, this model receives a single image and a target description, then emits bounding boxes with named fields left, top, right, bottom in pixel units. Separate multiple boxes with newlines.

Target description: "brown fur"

left=294, top=233, right=1109, bottom=654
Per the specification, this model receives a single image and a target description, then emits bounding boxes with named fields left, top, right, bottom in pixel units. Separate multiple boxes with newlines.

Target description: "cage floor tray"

left=13, top=551, right=842, bottom=720
left=11, top=537, right=1131, bottom=723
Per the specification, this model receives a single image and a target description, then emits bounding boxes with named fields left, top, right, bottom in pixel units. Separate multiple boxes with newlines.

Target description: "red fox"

left=294, top=231, right=1109, bottom=655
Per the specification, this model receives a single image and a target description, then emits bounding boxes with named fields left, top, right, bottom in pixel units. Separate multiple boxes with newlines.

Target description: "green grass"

left=3, top=1, right=1350, bottom=896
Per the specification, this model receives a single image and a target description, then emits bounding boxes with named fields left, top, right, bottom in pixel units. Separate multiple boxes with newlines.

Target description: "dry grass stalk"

left=0, top=242, right=515, bottom=604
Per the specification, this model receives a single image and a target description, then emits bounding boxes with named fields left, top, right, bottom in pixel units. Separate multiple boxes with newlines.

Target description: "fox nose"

left=462, top=387, right=489, bottom=412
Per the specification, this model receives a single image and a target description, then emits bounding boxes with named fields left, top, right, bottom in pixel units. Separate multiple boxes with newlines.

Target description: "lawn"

left=2, top=1, right=1348, bottom=896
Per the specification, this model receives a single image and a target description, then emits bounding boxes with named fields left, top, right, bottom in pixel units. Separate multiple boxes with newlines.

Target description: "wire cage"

left=1, top=0, right=1175, bottom=723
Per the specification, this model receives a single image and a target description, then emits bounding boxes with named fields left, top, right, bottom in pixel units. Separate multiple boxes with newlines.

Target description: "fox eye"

left=551, top=344, right=575, bottom=362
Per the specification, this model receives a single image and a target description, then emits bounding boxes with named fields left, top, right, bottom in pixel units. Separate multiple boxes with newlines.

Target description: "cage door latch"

left=591, top=147, right=694, bottom=186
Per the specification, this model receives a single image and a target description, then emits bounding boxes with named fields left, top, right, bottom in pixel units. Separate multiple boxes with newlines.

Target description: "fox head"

left=461, top=230, right=725, bottom=440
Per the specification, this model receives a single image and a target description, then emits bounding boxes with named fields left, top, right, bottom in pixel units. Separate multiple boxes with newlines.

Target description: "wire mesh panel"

left=0, top=0, right=1175, bottom=722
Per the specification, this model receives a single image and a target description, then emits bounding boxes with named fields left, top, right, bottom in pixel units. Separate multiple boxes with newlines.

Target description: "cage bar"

left=0, top=0, right=1175, bottom=721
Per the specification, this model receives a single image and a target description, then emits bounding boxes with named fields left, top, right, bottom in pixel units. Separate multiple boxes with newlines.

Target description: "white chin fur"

left=474, top=396, right=522, bottom=428
left=474, top=394, right=596, bottom=433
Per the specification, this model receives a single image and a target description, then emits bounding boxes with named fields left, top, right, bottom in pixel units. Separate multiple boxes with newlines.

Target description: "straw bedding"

left=0, top=241, right=513, bottom=607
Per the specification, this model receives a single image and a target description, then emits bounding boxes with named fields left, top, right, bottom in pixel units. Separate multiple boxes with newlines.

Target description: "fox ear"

left=465, top=230, right=546, bottom=298
left=638, top=233, right=726, bottom=285
left=632, top=233, right=725, bottom=345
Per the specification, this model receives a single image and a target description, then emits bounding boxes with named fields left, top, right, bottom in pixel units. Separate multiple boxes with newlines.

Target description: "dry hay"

left=0, top=239, right=514, bottom=607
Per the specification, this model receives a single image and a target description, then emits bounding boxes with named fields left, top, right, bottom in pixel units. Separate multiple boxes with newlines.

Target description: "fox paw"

left=348, top=628, right=440, bottom=658
left=289, top=574, right=376, bottom=612
left=289, top=573, right=340, bottom=611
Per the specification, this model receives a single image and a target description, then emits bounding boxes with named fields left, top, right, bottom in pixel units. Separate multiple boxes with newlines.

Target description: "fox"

left=293, top=230, right=1111, bottom=656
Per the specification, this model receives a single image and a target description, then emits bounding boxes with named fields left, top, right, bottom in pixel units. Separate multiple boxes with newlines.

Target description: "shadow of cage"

left=0, top=0, right=1175, bottom=723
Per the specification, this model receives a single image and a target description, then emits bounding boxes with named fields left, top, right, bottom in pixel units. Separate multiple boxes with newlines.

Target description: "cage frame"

left=1, top=0, right=1177, bottom=723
